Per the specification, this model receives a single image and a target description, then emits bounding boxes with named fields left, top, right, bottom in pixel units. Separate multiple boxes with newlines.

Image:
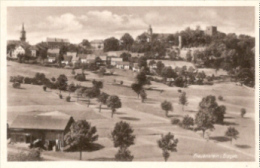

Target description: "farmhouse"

left=9, top=111, right=74, bottom=151
left=116, top=62, right=130, bottom=70
left=47, top=38, right=69, bottom=49
left=29, top=46, right=38, bottom=57
left=10, top=45, right=25, bottom=59
left=132, top=63, right=140, bottom=72
left=61, top=55, right=72, bottom=65
left=47, top=48, right=60, bottom=63
left=111, top=57, right=123, bottom=66
left=86, top=54, right=96, bottom=64
left=78, top=54, right=88, bottom=63
left=66, top=52, right=78, bottom=65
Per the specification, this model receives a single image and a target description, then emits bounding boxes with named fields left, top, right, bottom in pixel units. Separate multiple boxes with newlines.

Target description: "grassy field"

left=7, top=61, right=255, bottom=161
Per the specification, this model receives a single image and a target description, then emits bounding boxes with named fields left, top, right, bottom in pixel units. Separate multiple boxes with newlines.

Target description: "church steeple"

left=20, top=23, right=26, bottom=42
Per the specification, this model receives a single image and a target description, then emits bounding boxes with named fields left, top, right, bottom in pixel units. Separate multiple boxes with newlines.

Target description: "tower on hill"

left=20, top=23, right=26, bottom=42
left=147, top=25, right=153, bottom=42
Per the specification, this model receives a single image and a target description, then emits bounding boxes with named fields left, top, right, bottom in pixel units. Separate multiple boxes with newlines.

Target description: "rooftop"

left=10, top=111, right=73, bottom=131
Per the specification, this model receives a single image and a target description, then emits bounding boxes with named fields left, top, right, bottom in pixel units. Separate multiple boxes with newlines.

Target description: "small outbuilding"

left=9, top=111, right=74, bottom=151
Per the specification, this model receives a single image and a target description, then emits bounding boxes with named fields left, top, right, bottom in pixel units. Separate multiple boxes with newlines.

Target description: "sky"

left=7, top=6, right=255, bottom=45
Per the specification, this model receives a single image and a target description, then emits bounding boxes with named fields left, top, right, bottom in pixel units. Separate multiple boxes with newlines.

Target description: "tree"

left=120, top=33, right=134, bottom=51
left=199, top=95, right=226, bottom=124
left=68, top=83, right=76, bottom=96
left=56, top=74, right=68, bottom=94
left=131, top=83, right=142, bottom=98
left=112, top=121, right=135, bottom=149
left=179, top=92, right=188, bottom=111
left=98, top=67, right=106, bottom=77
left=115, top=148, right=134, bottom=161
left=186, top=50, right=192, bottom=62
left=112, top=121, right=135, bottom=161
left=156, top=61, right=165, bottom=75
left=80, top=39, right=91, bottom=48
left=104, top=37, right=120, bottom=52
left=140, top=89, right=147, bottom=103
left=157, top=132, right=178, bottom=162
left=98, top=92, right=109, bottom=112
left=181, top=115, right=194, bottom=129
left=137, top=56, right=147, bottom=69
left=240, top=108, right=246, bottom=118
left=195, top=111, right=214, bottom=138
left=92, top=80, right=103, bottom=89
left=84, top=87, right=100, bottom=106
left=161, top=67, right=177, bottom=80
left=107, top=95, right=122, bottom=118
left=225, top=127, right=239, bottom=144
left=135, top=71, right=147, bottom=86
left=120, top=52, right=132, bottom=62
left=64, top=120, right=98, bottom=160
left=161, top=101, right=173, bottom=117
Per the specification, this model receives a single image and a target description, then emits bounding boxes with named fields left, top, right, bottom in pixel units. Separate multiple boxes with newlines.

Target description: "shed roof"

left=10, top=111, right=72, bottom=131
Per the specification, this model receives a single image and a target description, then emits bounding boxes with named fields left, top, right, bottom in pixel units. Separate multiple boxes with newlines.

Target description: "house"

left=8, top=41, right=31, bottom=59
left=90, top=40, right=104, bottom=50
left=111, top=57, right=123, bottom=66
left=99, top=55, right=107, bottom=65
left=47, top=38, right=69, bottom=49
left=106, top=51, right=127, bottom=57
left=9, top=111, right=74, bottom=151
left=10, top=45, right=25, bottom=59
left=131, top=52, right=145, bottom=58
left=67, top=52, right=78, bottom=64
left=86, top=54, right=96, bottom=64
left=47, top=48, right=60, bottom=63
left=116, top=62, right=130, bottom=70
left=133, top=63, right=140, bottom=72
left=61, top=55, right=72, bottom=65
left=78, top=54, right=88, bottom=63
left=29, top=46, right=38, bottom=57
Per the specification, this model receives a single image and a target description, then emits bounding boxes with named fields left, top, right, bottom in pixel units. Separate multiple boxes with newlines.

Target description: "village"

left=6, top=16, right=255, bottom=161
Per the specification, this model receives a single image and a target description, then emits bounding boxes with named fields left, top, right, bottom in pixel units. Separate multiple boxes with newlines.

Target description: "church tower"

left=20, top=23, right=26, bottom=42
left=147, top=25, right=153, bottom=42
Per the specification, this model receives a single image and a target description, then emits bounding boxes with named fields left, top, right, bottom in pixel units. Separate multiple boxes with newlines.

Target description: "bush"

left=240, top=108, right=246, bottom=118
left=180, top=115, right=194, bottom=129
left=171, top=118, right=180, bottom=125
left=74, top=73, right=86, bottom=81
left=59, top=94, right=63, bottom=99
left=24, top=77, right=33, bottom=84
left=12, top=82, right=21, bottom=88
left=178, top=89, right=182, bottom=93
left=66, top=96, right=71, bottom=102
left=10, top=75, right=24, bottom=83
left=115, top=148, right=134, bottom=161
left=218, top=95, right=224, bottom=101
left=43, top=85, right=47, bottom=91
left=120, top=81, right=124, bottom=85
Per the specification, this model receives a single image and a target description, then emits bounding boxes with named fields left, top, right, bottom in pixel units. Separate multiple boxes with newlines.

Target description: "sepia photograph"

left=1, top=1, right=259, bottom=167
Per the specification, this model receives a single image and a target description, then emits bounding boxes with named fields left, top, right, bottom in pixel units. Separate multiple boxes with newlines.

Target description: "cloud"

left=36, top=13, right=83, bottom=31
left=9, top=8, right=254, bottom=44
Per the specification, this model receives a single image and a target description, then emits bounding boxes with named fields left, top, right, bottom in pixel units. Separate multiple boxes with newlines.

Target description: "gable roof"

left=86, top=54, right=96, bottom=60
left=47, top=48, right=60, bottom=54
left=47, top=38, right=69, bottom=43
left=78, top=54, right=88, bottom=59
left=63, top=55, right=72, bottom=62
left=90, top=40, right=103, bottom=44
left=117, top=62, right=130, bottom=65
left=10, top=111, right=73, bottom=131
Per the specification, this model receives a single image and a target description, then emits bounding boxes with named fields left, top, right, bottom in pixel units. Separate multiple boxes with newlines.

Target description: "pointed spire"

left=22, top=23, right=24, bottom=31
